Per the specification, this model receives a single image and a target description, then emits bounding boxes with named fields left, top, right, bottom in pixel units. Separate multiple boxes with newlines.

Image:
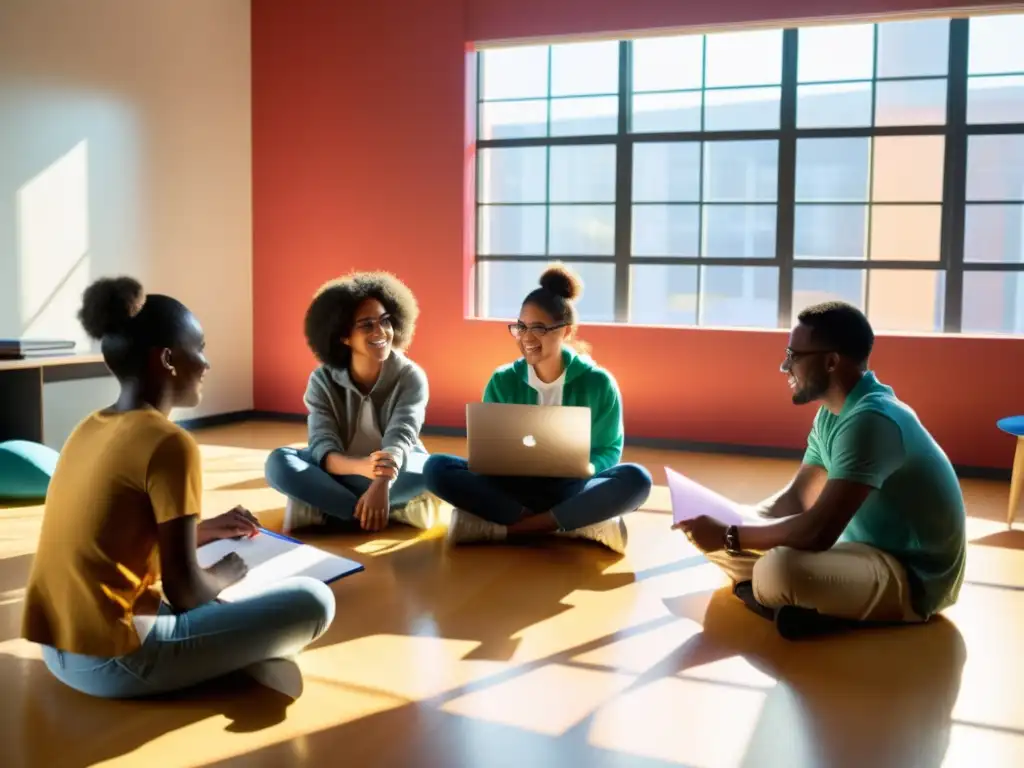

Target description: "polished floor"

left=2, top=421, right=1023, bottom=768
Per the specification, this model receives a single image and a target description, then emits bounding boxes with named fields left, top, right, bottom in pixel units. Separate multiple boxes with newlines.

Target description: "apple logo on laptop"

left=523, top=435, right=536, bottom=448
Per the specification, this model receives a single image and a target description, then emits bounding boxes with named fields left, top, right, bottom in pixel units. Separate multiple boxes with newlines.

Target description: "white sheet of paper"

left=196, top=530, right=363, bottom=602
left=665, top=466, right=745, bottom=527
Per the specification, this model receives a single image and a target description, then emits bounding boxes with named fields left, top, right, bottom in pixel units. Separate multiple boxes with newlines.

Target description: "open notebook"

left=195, top=529, right=364, bottom=601
left=134, top=530, right=362, bottom=641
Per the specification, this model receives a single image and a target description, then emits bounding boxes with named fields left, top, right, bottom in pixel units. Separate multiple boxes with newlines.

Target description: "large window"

left=472, top=14, right=1024, bottom=333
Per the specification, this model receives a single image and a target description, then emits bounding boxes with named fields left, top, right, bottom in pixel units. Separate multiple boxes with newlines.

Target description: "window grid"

left=474, top=17, right=1024, bottom=332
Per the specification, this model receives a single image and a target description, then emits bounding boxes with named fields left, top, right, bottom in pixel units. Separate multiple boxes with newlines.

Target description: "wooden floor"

left=3, top=421, right=1024, bottom=768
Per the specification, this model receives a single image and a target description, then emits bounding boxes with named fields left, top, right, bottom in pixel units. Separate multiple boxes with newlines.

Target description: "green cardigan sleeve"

left=588, top=369, right=624, bottom=474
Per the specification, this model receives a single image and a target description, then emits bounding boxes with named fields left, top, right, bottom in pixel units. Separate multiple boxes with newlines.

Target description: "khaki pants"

left=706, top=542, right=921, bottom=623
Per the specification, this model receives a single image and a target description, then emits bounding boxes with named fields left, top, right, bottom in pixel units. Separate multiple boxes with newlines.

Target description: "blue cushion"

left=0, top=440, right=60, bottom=499
left=997, top=415, right=1024, bottom=437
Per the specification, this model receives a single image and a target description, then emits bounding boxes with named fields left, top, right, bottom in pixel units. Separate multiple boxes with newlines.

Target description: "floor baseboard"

left=177, top=409, right=1012, bottom=482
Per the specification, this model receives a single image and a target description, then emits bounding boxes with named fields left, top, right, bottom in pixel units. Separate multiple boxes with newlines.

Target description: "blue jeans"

left=264, top=447, right=427, bottom=522
left=423, top=454, right=652, bottom=531
left=41, top=577, right=335, bottom=699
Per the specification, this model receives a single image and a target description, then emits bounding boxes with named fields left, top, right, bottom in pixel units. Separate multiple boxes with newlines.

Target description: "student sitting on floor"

left=21, top=277, right=335, bottom=699
left=265, top=271, right=434, bottom=533
left=423, top=263, right=652, bottom=554
left=675, top=301, right=967, bottom=640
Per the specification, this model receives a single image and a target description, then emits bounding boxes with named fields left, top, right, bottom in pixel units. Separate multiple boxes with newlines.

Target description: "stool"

left=998, top=416, right=1024, bottom=528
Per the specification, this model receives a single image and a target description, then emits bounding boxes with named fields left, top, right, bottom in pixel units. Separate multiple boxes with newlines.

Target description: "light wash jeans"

left=422, top=454, right=653, bottom=531
left=41, top=577, right=335, bottom=699
left=264, top=446, right=427, bottom=522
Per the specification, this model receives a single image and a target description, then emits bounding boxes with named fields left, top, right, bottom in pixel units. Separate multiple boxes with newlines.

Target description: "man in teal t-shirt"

left=675, top=301, right=967, bottom=640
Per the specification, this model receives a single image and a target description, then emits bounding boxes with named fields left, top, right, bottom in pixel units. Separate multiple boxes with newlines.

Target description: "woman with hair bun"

left=423, top=263, right=652, bottom=554
left=21, top=277, right=335, bottom=699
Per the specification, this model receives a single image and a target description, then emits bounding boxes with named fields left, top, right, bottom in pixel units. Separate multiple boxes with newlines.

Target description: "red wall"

left=252, top=0, right=1024, bottom=470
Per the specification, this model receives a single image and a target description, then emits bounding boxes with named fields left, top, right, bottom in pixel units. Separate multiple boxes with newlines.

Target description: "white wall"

left=0, top=0, right=253, bottom=422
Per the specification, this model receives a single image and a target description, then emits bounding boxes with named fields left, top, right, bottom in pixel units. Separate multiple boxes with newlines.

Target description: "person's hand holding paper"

left=665, top=467, right=747, bottom=553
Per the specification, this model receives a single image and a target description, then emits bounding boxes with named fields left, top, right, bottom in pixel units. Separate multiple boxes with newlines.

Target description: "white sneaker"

left=446, top=508, right=507, bottom=545
left=283, top=498, right=326, bottom=533
left=562, top=517, right=628, bottom=555
left=391, top=493, right=438, bottom=530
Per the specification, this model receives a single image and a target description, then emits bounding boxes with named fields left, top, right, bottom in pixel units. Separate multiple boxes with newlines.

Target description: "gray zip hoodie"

left=303, top=350, right=428, bottom=474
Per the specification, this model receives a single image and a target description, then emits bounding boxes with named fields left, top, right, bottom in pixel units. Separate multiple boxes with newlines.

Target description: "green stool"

left=998, top=416, right=1024, bottom=528
left=0, top=440, right=59, bottom=500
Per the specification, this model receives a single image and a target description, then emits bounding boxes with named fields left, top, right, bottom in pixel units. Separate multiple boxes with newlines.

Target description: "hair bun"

left=78, top=276, right=145, bottom=340
left=539, top=263, right=582, bottom=301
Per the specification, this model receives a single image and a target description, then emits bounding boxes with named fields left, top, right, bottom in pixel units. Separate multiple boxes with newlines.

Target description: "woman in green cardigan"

left=422, top=264, right=652, bottom=554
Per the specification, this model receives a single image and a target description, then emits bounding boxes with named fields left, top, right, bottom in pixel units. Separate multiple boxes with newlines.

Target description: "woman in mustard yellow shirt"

left=21, top=277, right=335, bottom=698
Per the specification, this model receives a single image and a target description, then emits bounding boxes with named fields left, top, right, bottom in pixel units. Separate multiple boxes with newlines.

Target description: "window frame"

left=472, top=18, right=1024, bottom=333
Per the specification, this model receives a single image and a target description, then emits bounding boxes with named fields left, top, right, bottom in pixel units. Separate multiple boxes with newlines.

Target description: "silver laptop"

left=466, top=402, right=592, bottom=478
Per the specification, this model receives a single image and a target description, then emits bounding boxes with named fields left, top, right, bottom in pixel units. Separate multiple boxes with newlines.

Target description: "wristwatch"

left=724, top=525, right=741, bottom=555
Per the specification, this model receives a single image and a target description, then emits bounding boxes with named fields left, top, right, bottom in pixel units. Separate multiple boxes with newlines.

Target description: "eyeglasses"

left=781, top=347, right=832, bottom=371
left=508, top=321, right=567, bottom=339
left=354, top=315, right=392, bottom=333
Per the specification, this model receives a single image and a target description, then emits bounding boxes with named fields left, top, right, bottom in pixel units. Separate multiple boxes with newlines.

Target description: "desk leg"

left=0, top=368, right=44, bottom=443
left=1010, top=436, right=1024, bottom=530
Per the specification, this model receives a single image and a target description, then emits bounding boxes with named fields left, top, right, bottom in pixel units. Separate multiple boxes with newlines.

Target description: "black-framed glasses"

left=508, top=321, right=568, bottom=339
left=781, top=347, right=832, bottom=370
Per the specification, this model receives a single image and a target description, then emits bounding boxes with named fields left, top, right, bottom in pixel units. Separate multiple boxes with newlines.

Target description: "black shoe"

left=733, top=580, right=776, bottom=622
left=775, top=605, right=857, bottom=641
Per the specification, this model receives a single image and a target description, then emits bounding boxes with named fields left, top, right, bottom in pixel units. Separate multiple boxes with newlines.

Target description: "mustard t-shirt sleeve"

left=146, top=431, right=203, bottom=524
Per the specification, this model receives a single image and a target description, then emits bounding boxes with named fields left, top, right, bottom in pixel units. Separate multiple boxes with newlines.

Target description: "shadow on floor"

left=970, top=528, right=1024, bottom=550
left=2, top=653, right=299, bottom=768
left=662, top=588, right=967, bottom=768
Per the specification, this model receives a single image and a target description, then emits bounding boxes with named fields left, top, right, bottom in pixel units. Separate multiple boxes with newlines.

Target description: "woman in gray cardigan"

left=264, top=272, right=432, bottom=533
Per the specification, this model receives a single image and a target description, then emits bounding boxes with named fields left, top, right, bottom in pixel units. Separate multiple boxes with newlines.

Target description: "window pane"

left=962, top=271, right=1024, bottom=334
left=868, top=270, right=945, bottom=332
left=798, top=23, right=874, bottom=83
left=875, top=79, right=947, bottom=126
left=479, top=260, right=616, bottom=322
left=632, top=92, right=702, bottom=133
left=477, top=205, right=546, bottom=255
left=793, top=269, right=865, bottom=317
left=550, top=97, right=618, bottom=136
left=705, top=30, right=783, bottom=87
left=704, top=87, right=781, bottom=130
left=633, top=142, right=701, bottom=202
left=550, top=41, right=619, bottom=96
left=700, top=266, right=779, bottom=327
left=478, top=147, right=547, bottom=203
left=796, top=138, right=870, bottom=202
left=872, top=136, right=945, bottom=202
left=480, top=46, right=549, bottom=101
left=633, top=35, right=703, bottom=92
left=966, top=135, right=1024, bottom=201
left=968, top=14, right=1024, bottom=75
left=870, top=205, right=942, bottom=261
left=703, top=205, right=777, bottom=258
left=797, top=83, right=872, bottom=129
left=794, top=205, right=867, bottom=259
left=549, top=205, right=615, bottom=254
left=703, top=141, right=779, bottom=202
left=629, top=265, right=699, bottom=325
left=632, top=205, right=700, bottom=257
left=876, top=18, right=950, bottom=78
left=964, top=205, right=1024, bottom=263
left=968, top=76, right=1024, bottom=124
left=480, top=100, right=547, bottom=140
left=549, top=145, right=616, bottom=202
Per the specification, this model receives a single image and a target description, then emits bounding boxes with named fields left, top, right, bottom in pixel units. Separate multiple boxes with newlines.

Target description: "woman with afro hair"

left=423, top=263, right=652, bottom=555
left=264, top=271, right=434, bottom=533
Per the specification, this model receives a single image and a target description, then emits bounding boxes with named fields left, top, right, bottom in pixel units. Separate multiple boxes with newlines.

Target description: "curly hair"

left=304, top=271, right=419, bottom=369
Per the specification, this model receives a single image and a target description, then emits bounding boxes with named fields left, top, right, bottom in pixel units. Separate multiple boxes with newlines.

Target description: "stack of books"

left=0, top=339, right=76, bottom=360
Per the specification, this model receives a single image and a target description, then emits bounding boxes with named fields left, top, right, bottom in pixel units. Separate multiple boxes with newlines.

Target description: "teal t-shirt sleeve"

left=803, top=417, right=825, bottom=467
left=828, top=411, right=905, bottom=489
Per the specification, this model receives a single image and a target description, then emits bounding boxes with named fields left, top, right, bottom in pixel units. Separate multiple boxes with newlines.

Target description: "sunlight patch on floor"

left=441, top=663, right=635, bottom=736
